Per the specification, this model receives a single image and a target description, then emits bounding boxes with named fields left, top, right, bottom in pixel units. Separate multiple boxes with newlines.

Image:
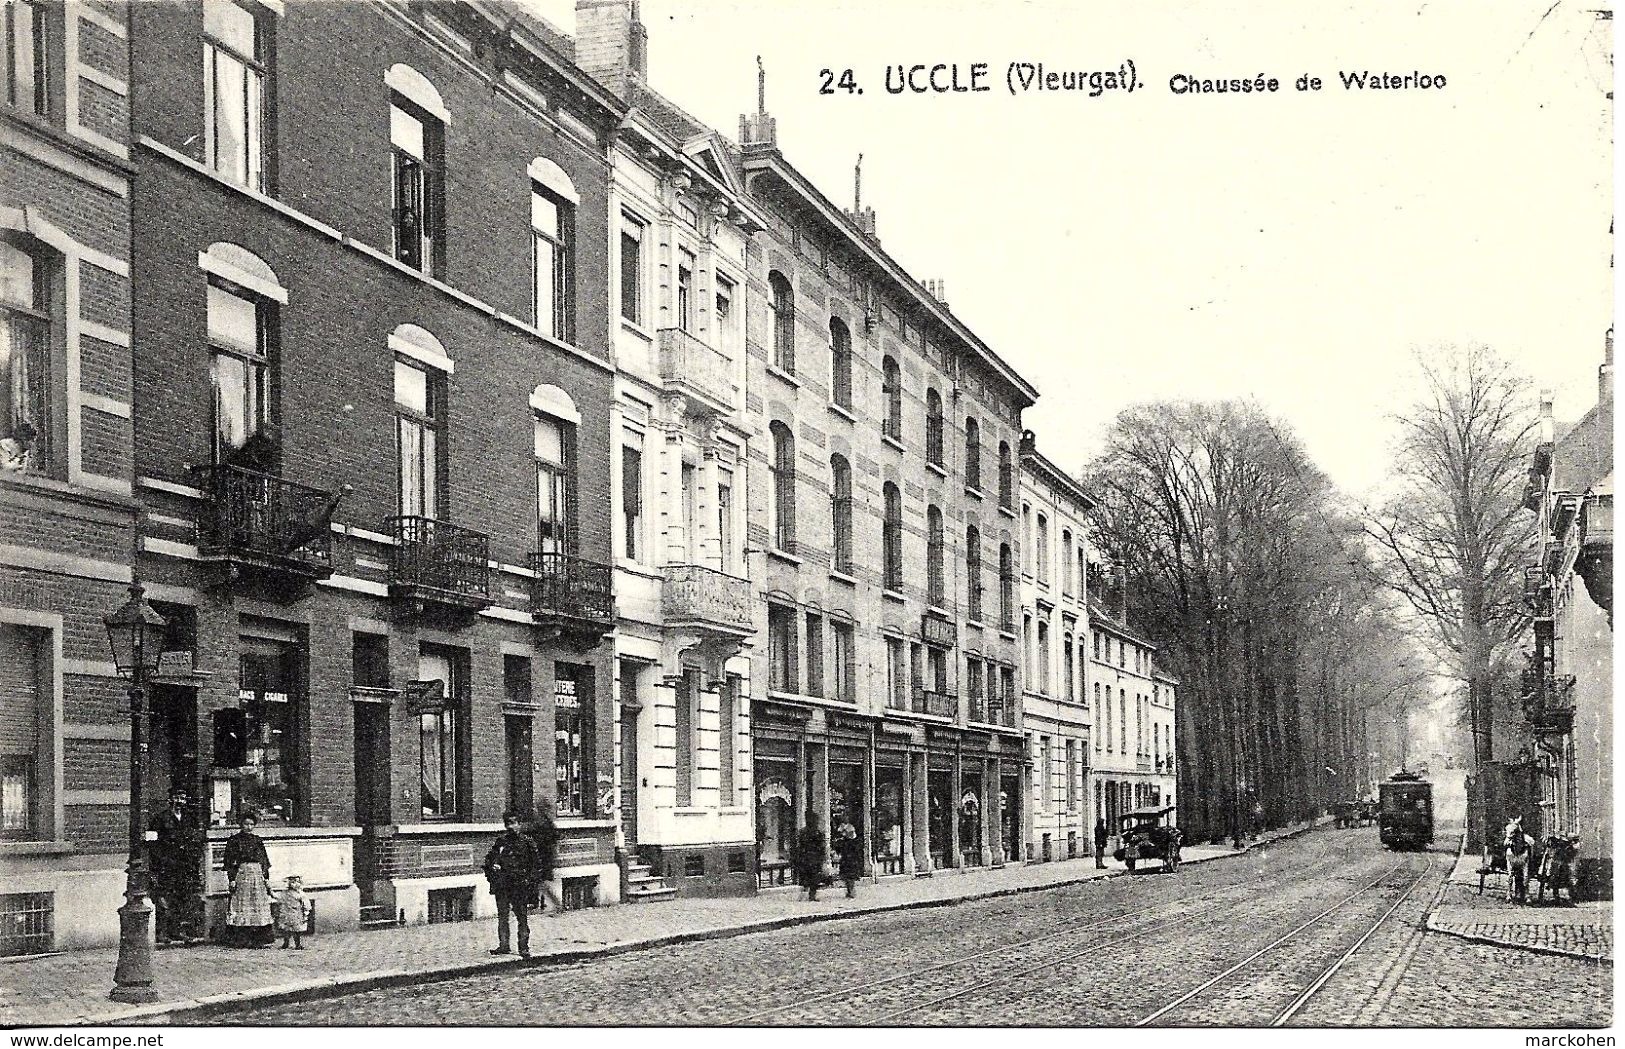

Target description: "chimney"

left=1539, top=388, right=1556, bottom=445
left=1601, top=328, right=1614, bottom=404
left=574, top=0, right=647, bottom=96
left=841, top=153, right=877, bottom=238
left=924, top=278, right=948, bottom=307
left=739, top=55, right=777, bottom=147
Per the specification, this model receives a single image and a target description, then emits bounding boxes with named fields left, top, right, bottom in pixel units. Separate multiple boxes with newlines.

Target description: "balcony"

left=528, top=552, right=614, bottom=635
left=388, top=516, right=491, bottom=615
left=194, top=465, right=339, bottom=583
left=662, top=563, right=752, bottom=636
left=986, top=703, right=1018, bottom=729
left=912, top=686, right=956, bottom=719
left=659, top=327, right=736, bottom=415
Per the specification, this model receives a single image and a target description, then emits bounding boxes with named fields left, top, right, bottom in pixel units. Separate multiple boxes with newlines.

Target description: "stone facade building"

left=1018, top=431, right=1094, bottom=863
left=1, top=0, right=139, bottom=953
left=734, top=85, right=1038, bottom=882
left=1087, top=598, right=1176, bottom=834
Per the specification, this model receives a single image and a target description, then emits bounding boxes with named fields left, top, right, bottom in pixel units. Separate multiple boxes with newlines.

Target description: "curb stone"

left=60, top=821, right=1323, bottom=1026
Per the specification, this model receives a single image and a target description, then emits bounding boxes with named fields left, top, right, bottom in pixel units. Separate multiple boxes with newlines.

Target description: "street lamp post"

left=104, top=582, right=168, bottom=1004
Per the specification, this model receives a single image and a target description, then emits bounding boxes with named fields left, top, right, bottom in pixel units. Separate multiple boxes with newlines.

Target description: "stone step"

left=625, top=883, right=677, bottom=902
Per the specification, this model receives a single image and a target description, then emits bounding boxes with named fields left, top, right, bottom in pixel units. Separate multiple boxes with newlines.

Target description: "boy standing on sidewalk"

left=484, top=811, right=541, bottom=956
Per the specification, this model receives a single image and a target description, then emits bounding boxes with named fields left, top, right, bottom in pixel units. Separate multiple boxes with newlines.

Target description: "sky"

left=530, top=0, right=1613, bottom=501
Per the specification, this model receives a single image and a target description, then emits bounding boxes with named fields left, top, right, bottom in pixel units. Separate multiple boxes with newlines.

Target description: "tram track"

left=737, top=831, right=1345, bottom=1032
left=1132, top=851, right=1436, bottom=1027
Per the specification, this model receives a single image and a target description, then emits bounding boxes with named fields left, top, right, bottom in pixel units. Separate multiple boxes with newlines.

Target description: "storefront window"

left=214, top=640, right=299, bottom=826
left=873, top=766, right=904, bottom=862
left=555, top=663, right=594, bottom=817
left=755, top=763, right=796, bottom=863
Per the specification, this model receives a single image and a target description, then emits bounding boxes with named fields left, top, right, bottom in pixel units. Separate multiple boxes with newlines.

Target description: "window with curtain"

left=3, top=0, right=53, bottom=119
left=390, top=96, right=443, bottom=274
left=533, top=184, right=575, bottom=342
left=621, top=433, right=643, bottom=561
left=535, top=414, right=575, bottom=555
left=394, top=358, right=442, bottom=520
left=204, top=0, right=269, bottom=190
left=1, top=240, right=52, bottom=475
left=209, top=282, right=272, bottom=466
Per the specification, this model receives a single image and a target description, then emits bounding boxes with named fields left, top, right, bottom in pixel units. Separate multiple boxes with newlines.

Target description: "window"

left=675, top=669, right=695, bottom=806
left=966, top=658, right=984, bottom=721
left=619, top=215, right=645, bottom=324
left=226, top=638, right=303, bottom=825
left=998, top=441, right=1014, bottom=509
left=1022, top=505, right=1033, bottom=574
left=621, top=434, right=643, bottom=561
left=3, top=0, right=52, bottom=118
left=926, top=504, right=945, bottom=608
left=204, top=1, right=268, bottom=190
left=998, top=543, right=1015, bottom=631
left=1061, top=531, right=1073, bottom=594
left=830, top=453, right=853, bottom=573
left=0, top=625, right=44, bottom=839
left=1023, top=612, right=1034, bottom=680
left=532, top=184, right=575, bottom=341
left=1041, top=737, right=1052, bottom=809
left=208, top=282, right=273, bottom=466
left=717, top=468, right=735, bottom=571
left=964, top=417, right=981, bottom=490
left=719, top=675, right=738, bottom=797
left=1064, top=633, right=1074, bottom=700
left=769, top=270, right=795, bottom=373
left=1094, top=630, right=1102, bottom=661
left=503, top=656, right=533, bottom=813
left=1136, top=697, right=1144, bottom=755
left=716, top=274, right=738, bottom=357
left=832, top=620, right=855, bottom=703
left=1118, top=639, right=1126, bottom=669
left=829, top=317, right=853, bottom=409
left=535, top=414, right=575, bottom=555
left=805, top=612, right=824, bottom=697
left=885, top=636, right=907, bottom=709
left=1104, top=685, right=1112, bottom=752
left=769, top=421, right=795, bottom=552
left=390, top=97, right=443, bottom=273
left=352, top=632, right=389, bottom=689
left=925, top=388, right=944, bottom=466
left=1095, top=683, right=1103, bottom=751
left=676, top=246, right=695, bottom=332
left=767, top=603, right=796, bottom=693
left=554, top=663, right=594, bottom=817
left=1066, top=739, right=1078, bottom=811
left=0, top=240, right=52, bottom=475
left=965, top=526, right=983, bottom=621
left=415, top=647, right=466, bottom=820
left=1036, top=513, right=1049, bottom=583
left=881, top=356, right=902, bottom=441
left=882, top=481, right=903, bottom=591
left=1038, top=620, right=1051, bottom=694
left=1119, top=689, right=1127, bottom=753
left=395, top=359, right=443, bottom=519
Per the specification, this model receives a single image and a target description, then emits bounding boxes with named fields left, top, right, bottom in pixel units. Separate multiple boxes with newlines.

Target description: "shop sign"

left=404, top=678, right=445, bottom=712
left=156, top=649, right=196, bottom=678
left=555, top=677, right=579, bottom=709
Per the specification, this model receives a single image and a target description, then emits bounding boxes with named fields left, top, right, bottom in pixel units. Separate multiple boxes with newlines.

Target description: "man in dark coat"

left=484, top=811, right=541, bottom=956
left=792, top=812, right=827, bottom=902
left=1094, top=819, right=1109, bottom=869
left=149, top=788, right=200, bottom=943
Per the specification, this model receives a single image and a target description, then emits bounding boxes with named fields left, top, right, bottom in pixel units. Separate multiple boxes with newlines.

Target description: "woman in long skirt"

left=222, top=812, right=274, bottom=947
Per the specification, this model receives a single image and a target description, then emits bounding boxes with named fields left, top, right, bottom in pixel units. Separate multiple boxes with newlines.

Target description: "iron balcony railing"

left=195, top=464, right=337, bottom=574
left=912, top=686, right=956, bottom=719
left=658, top=327, right=736, bottom=411
left=528, top=552, right=613, bottom=624
left=988, top=703, right=1017, bottom=728
left=662, top=563, right=752, bottom=633
left=389, top=516, right=490, bottom=601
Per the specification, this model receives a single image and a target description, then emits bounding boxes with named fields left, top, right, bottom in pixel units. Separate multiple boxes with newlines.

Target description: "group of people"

left=787, top=812, right=867, bottom=901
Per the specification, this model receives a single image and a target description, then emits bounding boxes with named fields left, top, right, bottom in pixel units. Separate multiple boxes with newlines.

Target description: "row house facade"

left=1, top=0, right=139, bottom=952
left=1018, top=431, right=1095, bottom=862
left=121, top=0, right=628, bottom=938
left=573, top=0, right=768, bottom=897
left=1087, top=599, right=1178, bottom=835
left=1520, top=336, right=1612, bottom=899
left=734, top=90, right=1040, bottom=882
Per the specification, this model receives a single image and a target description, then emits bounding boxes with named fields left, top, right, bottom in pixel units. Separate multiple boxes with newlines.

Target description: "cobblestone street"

left=234, top=827, right=1612, bottom=1027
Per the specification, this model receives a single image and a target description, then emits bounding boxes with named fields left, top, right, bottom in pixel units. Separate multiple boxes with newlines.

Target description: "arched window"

left=829, top=317, right=852, bottom=409
left=999, top=542, right=1015, bottom=631
left=925, top=388, right=944, bottom=466
left=965, top=525, right=983, bottom=621
left=1036, top=512, right=1049, bottom=582
left=1022, top=504, right=1033, bottom=574
left=1061, top=529, right=1073, bottom=593
left=1064, top=632, right=1075, bottom=700
left=964, top=417, right=981, bottom=490
left=769, top=421, right=795, bottom=551
left=881, top=355, right=902, bottom=441
left=201, top=243, right=285, bottom=471
left=926, top=504, right=945, bottom=607
left=998, top=440, right=1013, bottom=508
left=769, top=271, right=795, bottom=373
left=1094, top=682, right=1103, bottom=751
left=529, top=158, right=578, bottom=342
left=830, top=453, right=853, bottom=572
left=883, top=481, right=903, bottom=591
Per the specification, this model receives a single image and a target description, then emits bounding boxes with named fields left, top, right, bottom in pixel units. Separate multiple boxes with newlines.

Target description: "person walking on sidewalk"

left=484, top=811, right=540, bottom=956
left=1094, top=819, right=1109, bottom=869
left=834, top=819, right=863, bottom=898
left=529, top=800, right=564, bottom=917
left=792, top=812, right=827, bottom=902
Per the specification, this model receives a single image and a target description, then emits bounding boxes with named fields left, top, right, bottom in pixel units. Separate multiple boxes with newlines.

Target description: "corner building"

left=1088, top=598, right=1178, bottom=832
left=126, top=0, right=624, bottom=934
left=734, top=94, right=1039, bottom=883
left=1, top=0, right=139, bottom=952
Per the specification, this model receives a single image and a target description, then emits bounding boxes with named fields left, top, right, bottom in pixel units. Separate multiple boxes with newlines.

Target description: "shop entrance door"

left=1001, top=773, right=1021, bottom=860
left=149, top=684, right=198, bottom=807
left=960, top=769, right=984, bottom=866
left=872, top=765, right=905, bottom=874
left=829, top=762, right=865, bottom=871
left=927, top=769, right=953, bottom=869
left=620, top=706, right=639, bottom=844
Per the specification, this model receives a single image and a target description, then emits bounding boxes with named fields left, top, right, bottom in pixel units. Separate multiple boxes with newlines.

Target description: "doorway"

left=620, top=705, right=639, bottom=845
left=927, top=769, right=953, bottom=869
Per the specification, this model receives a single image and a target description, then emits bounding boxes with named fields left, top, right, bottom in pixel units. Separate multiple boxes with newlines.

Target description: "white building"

left=580, top=0, right=769, bottom=896
left=1019, top=432, right=1095, bottom=862
left=1087, top=597, right=1177, bottom=834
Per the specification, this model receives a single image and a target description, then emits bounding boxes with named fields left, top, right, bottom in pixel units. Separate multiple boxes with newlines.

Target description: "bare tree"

left=1366, top=346, right=1538, bottom=772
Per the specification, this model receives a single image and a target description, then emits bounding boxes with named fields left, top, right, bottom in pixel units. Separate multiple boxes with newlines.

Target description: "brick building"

left=734, top=83, right=1039, bottom=882
left=1, top=0, right=139, bottom=953
left=122, top=0, right=626, bottom=937
left=1018, top=430, right=1095, bottom=863
left=570, top=0, right=766, bottom=898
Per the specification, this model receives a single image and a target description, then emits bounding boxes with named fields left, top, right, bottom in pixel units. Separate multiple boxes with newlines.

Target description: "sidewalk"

left=2, top=821, right=1317, bottom=1028
left=1426, top=848, right=1613, bottom=963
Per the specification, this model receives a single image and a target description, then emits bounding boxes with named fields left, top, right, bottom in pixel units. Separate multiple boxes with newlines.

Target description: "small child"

left=275, top=875, right=310, bottom=950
